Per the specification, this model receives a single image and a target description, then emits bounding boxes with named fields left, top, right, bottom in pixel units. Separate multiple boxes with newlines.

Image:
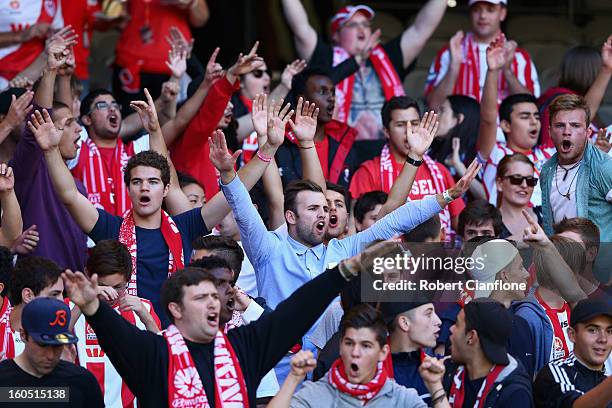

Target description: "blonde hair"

left=548, top=94, right=590, bottom=127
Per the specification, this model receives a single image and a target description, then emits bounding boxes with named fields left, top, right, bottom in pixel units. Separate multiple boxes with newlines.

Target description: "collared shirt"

left=221, top=176, right=443, bottom=308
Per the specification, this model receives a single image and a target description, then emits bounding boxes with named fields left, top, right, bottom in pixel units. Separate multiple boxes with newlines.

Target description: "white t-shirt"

left=550, top=161, right=582, bottom=225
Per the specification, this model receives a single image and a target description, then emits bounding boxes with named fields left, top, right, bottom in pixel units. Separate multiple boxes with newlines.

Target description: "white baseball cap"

left=468, top=0, right=508, bottom=6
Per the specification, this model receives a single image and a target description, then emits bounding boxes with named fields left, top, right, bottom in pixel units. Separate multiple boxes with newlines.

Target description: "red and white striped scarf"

left=164, top=324, right=249, bottom=408
left=118, top=209, right=185, bottom=296
left=452, top=32, right=535, bottom=104
left=72, top=138, right=134, bottom=216
left=0, top=299, right=13, bottom=361
left=449, top=364, right=506, bottom=408
left=328, top=358, right=388, bottom=403
left=333, top=45, right=405, bottom=123
left=379, top=144, right=452, bottom=239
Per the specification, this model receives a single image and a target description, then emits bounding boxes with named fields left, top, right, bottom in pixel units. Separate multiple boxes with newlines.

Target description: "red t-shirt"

left=115, top=0, right=191, bottom=74
left=61, top=0, right=100, bottom=80
left=349, top=155, right=465, bottom=219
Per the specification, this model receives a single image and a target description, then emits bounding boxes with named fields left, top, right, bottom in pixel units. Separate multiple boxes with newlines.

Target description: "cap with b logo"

left=22, top=298, right=78, bottom=346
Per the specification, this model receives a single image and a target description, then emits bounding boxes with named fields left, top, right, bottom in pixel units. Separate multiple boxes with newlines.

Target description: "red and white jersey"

left=0, top=0, right=63, bottom=87
left=73, top=298, right=160, bottom=408
left=425, top=32, right=540, bottom=102
left=479, top=142, right=555, bottom=207
left=0, top=299, right=26, bottom=361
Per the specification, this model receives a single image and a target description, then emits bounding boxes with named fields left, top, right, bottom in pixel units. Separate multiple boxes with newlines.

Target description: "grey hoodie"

left=290, top=375, right=427, bottom=408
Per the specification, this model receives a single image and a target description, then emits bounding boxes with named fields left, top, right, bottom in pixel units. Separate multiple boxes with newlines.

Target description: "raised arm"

left=160, top=47, right=222, bottom=146
left=342, top=161, right=481, bottom=255
left=501, top=40, right=531, bottom=95
left=0, top=164, right=22, bottom=247
left=268, top=351, right=316, bottom=408
left=446, top=137, right=487, bottom=200
left=476, top=34, right=506, bottom=160
left=28, top=109, right=99, bottom=233
left=426, top=30, right=464, bottom=111
left=289, top=97, right=325, bottom=191
left=36, top=27, right=78, bottom=108
left=252, top=93, right=286, bottom=229
left=212, top=99, right=294, bottom=262
left=399, top=0, right=447, bottom=69
left=281, top=0, right=318, bottom=60
left=522, top=210, right=587, bottom=305
left=0, top=23, right=49, bottom=49
left=376, top=111, right=438, bottom=220
left=585, top=35, right=612, bottom=122
left=55, top=47, right=76, bottom=108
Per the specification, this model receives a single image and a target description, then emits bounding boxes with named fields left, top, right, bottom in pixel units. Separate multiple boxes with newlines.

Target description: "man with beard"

left=12, top=31, right=88, bottom=271
left=444, top=299, right=533, bottom=408
left=540, top=94, right=612, bottom=259
left=477, top=35, right=556, bottom=208
left=215, top=96, right=480, bottom=381
left=268, top=304, right=451, bottom=408
left=533, top=299, right=612, bottom=408
left=276, top=68, right=361, bottom=190
left=282, top=1, right=448, bottom=140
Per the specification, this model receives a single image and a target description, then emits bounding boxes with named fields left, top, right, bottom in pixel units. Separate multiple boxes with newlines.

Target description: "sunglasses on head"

left=504, top=175, right=538, bottom=187
left=251, top=69, right=270, bottom=79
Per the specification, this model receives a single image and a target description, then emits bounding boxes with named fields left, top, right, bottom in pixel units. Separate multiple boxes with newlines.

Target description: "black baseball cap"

left=570, top=299, right=612, bottom=327
left=464, top=299, right=511, bottom=365
left=22, top=298, right=78, bottom=346
left=380, top=301, right=431, bottom=324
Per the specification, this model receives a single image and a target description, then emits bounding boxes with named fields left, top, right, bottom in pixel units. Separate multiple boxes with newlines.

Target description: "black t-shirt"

left=463, top=376, right=486, bottom=408
left=308, top=35, right=415, bottom=82
left=0, top=359, right=104, bottom=408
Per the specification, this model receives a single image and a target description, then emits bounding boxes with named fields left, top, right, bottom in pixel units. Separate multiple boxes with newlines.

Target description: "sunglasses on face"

left=88, top=101, right=121, bottom=114
left=251, top=69, right=270, bottom=79
left=504, top=175, right=538, bottom=187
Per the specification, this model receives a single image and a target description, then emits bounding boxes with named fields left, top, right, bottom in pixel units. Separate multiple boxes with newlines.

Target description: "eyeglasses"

left=343, top=21, right=372, bottom=30
left=251, top=69, right=270, bottom=79
left=88, top=101, right=121, bottom=114
left=504, top=175, right=538, bottom=187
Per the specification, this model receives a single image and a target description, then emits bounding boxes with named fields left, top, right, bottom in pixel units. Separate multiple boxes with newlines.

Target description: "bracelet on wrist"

left=405, top=155, right=423, bottom=167
left=442, top=190, right=454, bottom=204
left=256, top=150, right=273, bottom=163
left=299, top=144, right=315, bottom=149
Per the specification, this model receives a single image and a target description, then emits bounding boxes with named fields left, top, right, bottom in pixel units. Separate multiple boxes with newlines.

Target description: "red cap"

left=330, top=5, right=375, bottom=34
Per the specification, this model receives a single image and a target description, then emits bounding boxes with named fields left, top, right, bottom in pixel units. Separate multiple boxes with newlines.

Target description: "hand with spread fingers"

left=209, top=129, right=241, bottom=175
left=166, top=45, right=188, bottom=80
left=27, top=109, right=64, bottom=151
left=130, top=88, right=160, bottom=133
left=45, top=26, right=78, bottom=71
left=600, top=34, right=612, bottom=71
left=280, top=59, right=307, bottom=89
left=594, top=128, right=611, bottom=154
left=251, top=93, right=269, bottom=142
left=62, top=270, right=100, bottom=316
left=288, top=97, right=318, bottom=148
left=446, top=160, right=482, bottom=199
left=8, top=76, right=34, bottom=90
left=266, top=99, right=293, bottom=148
left=165, top=25, right=195, bottom=58
left=407, top=110, right=439, bottom=160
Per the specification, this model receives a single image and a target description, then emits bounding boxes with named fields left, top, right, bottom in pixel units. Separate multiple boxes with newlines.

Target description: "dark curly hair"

left=123, top=150, right=171, bottom=186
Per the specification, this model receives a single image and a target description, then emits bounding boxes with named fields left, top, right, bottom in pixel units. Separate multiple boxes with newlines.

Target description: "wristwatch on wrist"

left=406, top=155, right=423, bottom=167
left=442, top=190, right=454, bottom=204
